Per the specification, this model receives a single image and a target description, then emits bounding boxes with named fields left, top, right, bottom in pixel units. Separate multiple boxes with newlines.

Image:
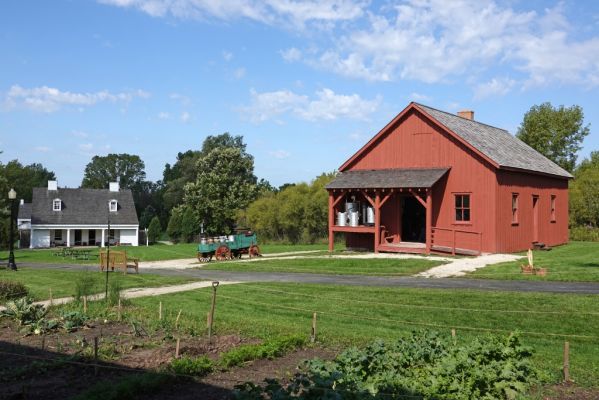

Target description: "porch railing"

left=431, top=227, right=482, bottom=255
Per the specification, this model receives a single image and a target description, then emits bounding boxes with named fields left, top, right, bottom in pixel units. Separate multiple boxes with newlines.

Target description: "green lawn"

left=0, top=267, right=196, bottom=300
left=109, top=283, right=599, bottom=387
left=468, top=241, right=599, bottom=282
left=202, top=257, right=443, bottom=276
left=0, top=243, right=330, bottom=265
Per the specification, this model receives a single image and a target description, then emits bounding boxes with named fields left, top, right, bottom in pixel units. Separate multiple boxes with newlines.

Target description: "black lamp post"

left=7, top=188, right=17, bottom=271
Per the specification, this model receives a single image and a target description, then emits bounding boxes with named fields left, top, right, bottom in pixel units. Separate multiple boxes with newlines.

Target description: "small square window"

left=454, top=194, right=471, bottom=222
left=109, top=200, right=118, bottom=212
left=53, top=199, right=61, bottom=211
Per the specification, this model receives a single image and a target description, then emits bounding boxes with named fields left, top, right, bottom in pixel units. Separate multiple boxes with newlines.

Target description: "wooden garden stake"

left=311, top=312, right=317, bottom=343
left=83, top=296, right=88, bottom=313
left=563, top=341, right=570, bottom=382
left=49, top=289, right=53, bottom=306
left=94, top=337, right=99, bottom=376
left=451, top=329, right=456, bottom=344
left=207, top=281, right=219, bottom=341
left=175, top=338, right=180, bottom=358
left=175, top=309, right=182, bottom=329
left=159, top=301, right=163, bottom=321
left=117, top=298, right=122, bottom=321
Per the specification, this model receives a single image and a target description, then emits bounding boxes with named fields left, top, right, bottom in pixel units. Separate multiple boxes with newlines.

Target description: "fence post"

left=175, top=338, right=180, bottom=359
left=159, top=301, right=163, bottom=321
left=563, top=341, right=570, bottom=382
left=208, top=281, right=219, bottom=341
left=311, top=312, right=317, bottom=343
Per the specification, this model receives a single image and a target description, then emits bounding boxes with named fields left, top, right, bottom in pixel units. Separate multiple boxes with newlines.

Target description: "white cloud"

left=98, top=0, right=367, bottom=28
left=269, top=149, right=291, bottom=159
left=241, top=87, right=380, bottom=123
left=79, top=143, right=93, bottom=151
left=34, top=146, right=51, bottom=152
left=474, top=77, right=516, bottom=100
left=158, top=111, right=170, bottom=119
left=71, top=130, right=89, bottom=138
left=233, top=67, right=246, bottom=79
left=222, top=50, right=233, bottom=61
left=169, top=93, right=191, bottom=106
left=409, top=92, right=431, bottom=102
left=281, top=47, right=302, bottom=62
left=180, top=111, right=191, bottom=123
left=3, top=85, right=149, bottom=113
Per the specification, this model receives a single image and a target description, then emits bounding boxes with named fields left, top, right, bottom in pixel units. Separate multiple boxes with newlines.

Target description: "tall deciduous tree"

left=2, top=160, right=56, bottom=202
left=147, top=216, right=162, bottom=244
left=516, top=103, right=590, bottom=173
left=570, top=151, right=599, bottom=227
left=184, top=146, right=258, bottom=234
left=81, top=153, right=146, bottom=189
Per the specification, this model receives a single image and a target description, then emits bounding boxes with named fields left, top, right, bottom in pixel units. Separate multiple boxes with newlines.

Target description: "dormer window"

left=53, top=199, right=61, bottom=211
left=109, top=200, right=118, bottom=212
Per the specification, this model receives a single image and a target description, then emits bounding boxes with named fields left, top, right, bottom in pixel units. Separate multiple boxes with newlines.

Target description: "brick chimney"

left=457, top=110, right=474, bottom=120
left=47, top=180, right=58, bottom=191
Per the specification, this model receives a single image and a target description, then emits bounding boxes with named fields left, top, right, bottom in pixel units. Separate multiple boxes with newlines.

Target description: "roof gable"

left=340, top=102, right=572, bottom=179
left=31, top=187, right=139, bottom=225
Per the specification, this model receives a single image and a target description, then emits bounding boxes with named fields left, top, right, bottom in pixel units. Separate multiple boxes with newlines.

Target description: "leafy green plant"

left=0, top=280, right=28, bottom=301
left=74, top=273, right=96, bottom=301
left=235, top=331, right=537, bottom=400
left=60, top=311, right=89, bottom=332
left=1, top=297, right=47, bottom=327
left=106, top=277, right=124, bottom=307
left=169, top=356, right=214, bottom=377
left=221, top=336, right=305, bottom=368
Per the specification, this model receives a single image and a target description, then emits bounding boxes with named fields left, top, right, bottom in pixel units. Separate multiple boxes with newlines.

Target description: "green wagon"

left=197, top=230, right=261, bottom=262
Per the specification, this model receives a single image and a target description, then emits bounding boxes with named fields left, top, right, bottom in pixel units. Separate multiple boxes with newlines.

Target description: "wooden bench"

left=99, top=250, right=139, bottom=274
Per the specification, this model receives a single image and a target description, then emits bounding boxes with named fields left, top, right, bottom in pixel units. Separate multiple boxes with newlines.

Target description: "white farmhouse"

left=18, top=180, right=139, bottom=248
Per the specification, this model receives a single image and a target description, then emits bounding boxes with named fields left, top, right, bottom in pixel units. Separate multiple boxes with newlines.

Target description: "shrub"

left=0, top=280, right=28, bottom=301
left=106, top=277, right=124, bottom=307
left=74, top=273, right=97, bottom=301
left=235, top=331, right=537, bottom=400
left=170, top=356, right=214, bottom=377
left=569, top=226, right=599, bottom=242
left=221, top=336, right=305, bottom=368
left=147, top=216, right=162, bottom=244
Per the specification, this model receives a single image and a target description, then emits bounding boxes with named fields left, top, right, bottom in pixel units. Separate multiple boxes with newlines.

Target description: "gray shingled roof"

left=31, top=187, right=139, bottom=225
left=414, top=103, right=572, bottom=178
left=18, top=203, right=32, bottom=220
left=326, top=168, right=449, bottom=189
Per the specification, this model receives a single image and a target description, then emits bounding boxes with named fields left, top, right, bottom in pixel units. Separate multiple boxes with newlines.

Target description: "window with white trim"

left=511, top=193, right=519, bottom=224
left=109, top=200, right=118, bottom=212
left=53, top=199, right=61, bottom=211
left=550, top=195, right=556, bottom=222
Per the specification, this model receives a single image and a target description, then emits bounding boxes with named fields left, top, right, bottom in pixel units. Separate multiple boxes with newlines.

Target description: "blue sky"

left=1, top=0, right=598, bottom=188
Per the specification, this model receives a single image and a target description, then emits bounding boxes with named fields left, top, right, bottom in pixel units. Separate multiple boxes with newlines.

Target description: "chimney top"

left=20, top=199, right=25, bottom=206
left=109, top=182, right=120, bottom=192
left=457, top=110, right=474, bottom=120
left=48, top=180, right=58, bottom=191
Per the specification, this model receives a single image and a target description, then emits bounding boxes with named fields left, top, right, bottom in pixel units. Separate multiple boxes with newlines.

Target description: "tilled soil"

left=0, top=319, right=331, bottom=400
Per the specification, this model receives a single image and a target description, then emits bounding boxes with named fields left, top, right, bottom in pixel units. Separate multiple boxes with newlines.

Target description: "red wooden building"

left=326, top=102, right=572, bottom=255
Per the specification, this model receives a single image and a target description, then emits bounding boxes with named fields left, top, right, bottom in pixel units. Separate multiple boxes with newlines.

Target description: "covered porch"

left=30, top=225, right=139, bottom=248
left=327, top=168, right=460, bottom=255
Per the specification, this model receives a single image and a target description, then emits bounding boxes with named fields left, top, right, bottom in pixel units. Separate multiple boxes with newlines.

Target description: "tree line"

left=1, top=101, right=597, bottom=249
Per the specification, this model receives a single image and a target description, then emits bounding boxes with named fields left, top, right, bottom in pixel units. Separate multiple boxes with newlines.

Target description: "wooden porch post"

left=328, top=192, right=334, bottom=252
left=425, top=189, right=432, bottom=255
left=374, top=191, right=381, bottom=253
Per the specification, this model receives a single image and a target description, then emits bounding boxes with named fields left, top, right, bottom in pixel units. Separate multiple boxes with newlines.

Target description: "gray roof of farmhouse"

left=326, top=168, right=449, bottom=190
left=30, top=187, right=139, bottom=225
left=18, top=203, right=32, bottom=220
left=414, top=103, right=573, bottom=178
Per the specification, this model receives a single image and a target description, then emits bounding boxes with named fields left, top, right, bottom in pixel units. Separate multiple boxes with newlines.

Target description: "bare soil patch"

left=541, top=383, right=599, bottom=400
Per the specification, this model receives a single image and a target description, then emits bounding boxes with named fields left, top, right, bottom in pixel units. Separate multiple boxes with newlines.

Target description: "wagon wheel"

left=249, top=245, right=261, bottom=258
left=197, top=252, right=212, bottom=263
left=215, top=245, right=232, bottom=261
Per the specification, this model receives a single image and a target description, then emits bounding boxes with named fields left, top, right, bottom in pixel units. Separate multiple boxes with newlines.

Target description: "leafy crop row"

left=236, top=331, right=537, bottom=400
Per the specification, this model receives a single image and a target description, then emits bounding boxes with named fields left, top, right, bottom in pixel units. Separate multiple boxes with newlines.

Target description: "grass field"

left=468, top=241, right=599, bottom=282
left=100, top=282, right=599, bottom=387
left=0, top=243, right=330, bottom=265
left=202, top=257, right=444, bottom=276
left=0, top=267, right=196, bottom=300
